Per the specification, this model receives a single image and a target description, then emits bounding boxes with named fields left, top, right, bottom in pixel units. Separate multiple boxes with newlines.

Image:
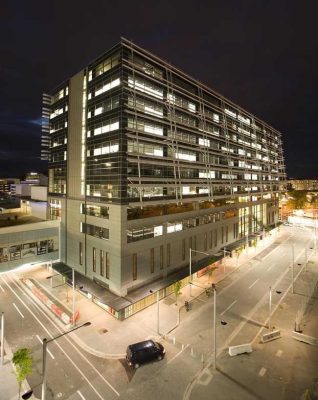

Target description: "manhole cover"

left=97, top=328, right=108, bottom=334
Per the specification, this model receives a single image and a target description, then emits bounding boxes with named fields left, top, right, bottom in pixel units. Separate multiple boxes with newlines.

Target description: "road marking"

left=0, top=284, right=5, bottom=293
left=266, top=263, right=276, bottom=271
left=77, top=390, right=86, bottom=400
left=36, top=335, right=55, bottom=359
left=220, top=300, right=237, bottom=316
left=259, top=367, right=267, bottom=376
left=167, top=344, right=189, bottom=365
left=276, top=349, right=283, bottom=357
left=3, top=275, right=119, bottom=399
left=13, top=302, right=24, bottom=318
left=248, top=279, right=259, bottom=289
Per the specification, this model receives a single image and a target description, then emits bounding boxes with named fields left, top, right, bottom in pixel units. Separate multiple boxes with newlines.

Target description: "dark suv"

left=126, top=340, right=165, bottom=369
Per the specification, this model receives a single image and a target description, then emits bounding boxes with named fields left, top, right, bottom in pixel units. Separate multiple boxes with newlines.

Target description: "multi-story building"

left=287, top=179, right=318, bottom=191
left=44, top=38, right=286, bottom=318
left=0, top=178, right=20, bottom=195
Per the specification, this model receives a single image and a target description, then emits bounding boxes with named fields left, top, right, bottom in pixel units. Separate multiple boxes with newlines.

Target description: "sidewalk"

left=3, top=227, right=317, bottom=400
left=14, top=229, right=282, bottom=358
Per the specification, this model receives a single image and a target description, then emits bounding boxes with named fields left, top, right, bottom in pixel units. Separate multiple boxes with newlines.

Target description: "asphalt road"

left=1, top=226, right=317, bottom=400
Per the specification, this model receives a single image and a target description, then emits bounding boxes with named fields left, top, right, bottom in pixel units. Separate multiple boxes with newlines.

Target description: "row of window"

left=87, top=95, right=119, bottom=119
left=80, top=204, right=109, bottom=219
left=127, top=211, right=236, bottom=242
left=80, top=222, right=109, bottom=240
left=89, top=52, right=120, bottom=81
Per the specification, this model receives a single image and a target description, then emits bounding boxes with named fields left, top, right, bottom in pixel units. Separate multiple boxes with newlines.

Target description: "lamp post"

left=189, top=248, right=213, bottom=297
left=72, top=268, right=75, bottom=326
left=212, top=283, right=217, bottom=370
left=1, top=312, right=4, bottom=366
left=189, top=248, right=192, bottom=297
left=269, top=286, right=272, bottom=330
left=41, top=322, right=91, bottom=400
left=291, top=244, right=295, bottom=294
left=222, top=248, right=231, bottom=274
left=150, top=290, right=159, bottom=335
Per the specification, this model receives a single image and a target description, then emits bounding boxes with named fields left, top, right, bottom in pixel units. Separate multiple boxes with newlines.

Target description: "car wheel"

left=157, top=355, right=162, bottom=361
left=134, top=363, right=140, bottom=369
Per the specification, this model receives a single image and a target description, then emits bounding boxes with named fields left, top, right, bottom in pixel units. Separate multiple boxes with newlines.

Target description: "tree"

left=208, top=266, right=218, bottom=282
left=286, top=191, right=308, bottom=210
left=234, top=247, right=243, bottom=266
left=173, top=281, right=182, bottom=305
left=12, top=348, right=33, bottom=399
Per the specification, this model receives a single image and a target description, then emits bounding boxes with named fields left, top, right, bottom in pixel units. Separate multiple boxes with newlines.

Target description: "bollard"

left=201, top=354, right=204, bottom=363
left=182, top=344, right=184, bottom=350
left=191, top=347, right=194, bottom=357
left=173, top=336, right=176, bottom=345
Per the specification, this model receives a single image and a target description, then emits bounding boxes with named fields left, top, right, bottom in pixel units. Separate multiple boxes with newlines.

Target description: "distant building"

left=0, top=178, right=20, bottom=195
left=287, top=179, right=318, bottom=191
left=43, top=38, right=286, bottom=318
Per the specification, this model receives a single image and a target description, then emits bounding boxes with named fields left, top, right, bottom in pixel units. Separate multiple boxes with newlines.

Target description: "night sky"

left=0, top=0, right=317, bottom=179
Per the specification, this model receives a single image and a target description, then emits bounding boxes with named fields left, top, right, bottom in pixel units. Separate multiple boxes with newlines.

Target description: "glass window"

left=93, top=247, right=96, bottom=272
left=132, top=254, right=137, bottom=280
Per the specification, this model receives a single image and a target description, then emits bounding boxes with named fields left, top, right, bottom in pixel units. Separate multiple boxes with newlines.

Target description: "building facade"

left=287, top=179, right=318, bottom=191
left=44, top=38, right=286, bottom=312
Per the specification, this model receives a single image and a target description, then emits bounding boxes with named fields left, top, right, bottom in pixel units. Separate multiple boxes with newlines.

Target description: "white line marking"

left=0, top=284, right=5, bottom=293
left=266, top=263, right=276, bottom=271
left=13, top=302, right=24, bottom=318
left=77, top=390, right=86, bottom=400
left=36, top=335, right=55, bottom=359
left=258, top=367, right=266, bottom=376
left=220, top=300, right=237, bottom=316
left=167, top=344, right=189, bottom=365
left=248, top=279, right=259, bottom=289
left=276, top=349, right=283, bottom=357
left=3, top=275, right=119, bottom=398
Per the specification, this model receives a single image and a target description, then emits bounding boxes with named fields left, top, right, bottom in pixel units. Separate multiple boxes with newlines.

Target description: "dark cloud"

left=0, top=0, right=317, bottom=178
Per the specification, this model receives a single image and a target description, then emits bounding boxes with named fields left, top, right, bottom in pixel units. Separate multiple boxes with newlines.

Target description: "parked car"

left=126, top=340, right=165, bottom=369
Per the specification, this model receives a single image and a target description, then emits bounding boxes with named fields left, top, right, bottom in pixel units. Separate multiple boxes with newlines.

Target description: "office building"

left=44, top=38, right=286, bottom=318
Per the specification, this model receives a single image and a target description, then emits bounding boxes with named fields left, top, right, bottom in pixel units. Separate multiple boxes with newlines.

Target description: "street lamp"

left=41, top=322, right=91, bottom=400
left=72, top=268, right=75, bottom=326
left=222, top=248, right=231, bottom=274
left=291, top=244, right=295, bottom=294
left=212, top=283, right=217, bottom=370
left=149, top=290, right=160, bottom=335
left=1, top=312, right=4, bottom=366
left=268, top=286, right=272, bottom=331
left=189, top=248, right=213, bottom=297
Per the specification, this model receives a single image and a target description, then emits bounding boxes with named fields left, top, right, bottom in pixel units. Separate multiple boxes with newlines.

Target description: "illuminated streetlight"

left=149, top=290, right=160, bottom=335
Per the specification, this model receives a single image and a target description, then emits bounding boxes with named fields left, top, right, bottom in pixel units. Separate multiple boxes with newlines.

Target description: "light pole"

left=150, top=290, right=159, bottom=335
left=212, top=283, right=217, bottom=370
left=222, top=248, right=231, bottom=274
left=268, top=286, right=272, bottom=331
left=72, top=268, right=75, bottom=326
left=189, top=248, right=214, bottom=296
left=291, top=244, right=295, bottom=294
left=1, top=312, right=4, bottom=366
left=41, top=322, right=91, bottom=400
left=189, top=248, right=192, bottom=297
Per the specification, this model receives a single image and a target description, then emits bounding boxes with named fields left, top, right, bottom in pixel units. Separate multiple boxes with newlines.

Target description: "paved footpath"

left=1, top=227, right=318, bottom=399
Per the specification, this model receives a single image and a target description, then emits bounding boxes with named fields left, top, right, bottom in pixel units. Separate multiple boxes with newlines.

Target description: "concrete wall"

left=14, top=184, right=31, bottom=196
left=30, top=201, right=47, bottom=220
left=31, top=186, right=47, bottom=201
